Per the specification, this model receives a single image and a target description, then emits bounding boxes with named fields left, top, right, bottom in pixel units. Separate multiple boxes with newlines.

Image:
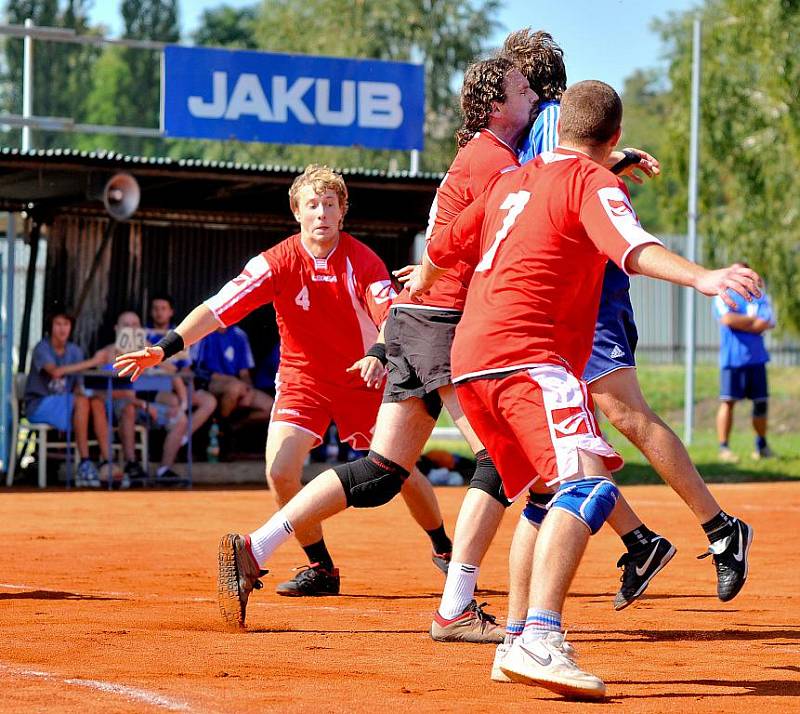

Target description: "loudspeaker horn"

left=102, top=172, right=140, bottom=220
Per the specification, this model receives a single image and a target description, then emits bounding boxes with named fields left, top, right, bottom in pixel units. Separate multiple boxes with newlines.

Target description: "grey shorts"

left=383, top=306, right=461, bottom=416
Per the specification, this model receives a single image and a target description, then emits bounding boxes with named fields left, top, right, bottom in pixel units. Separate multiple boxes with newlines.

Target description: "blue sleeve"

left=519, top=103, right=560, bottom=164
left=31, top=341, right=54, bottom=373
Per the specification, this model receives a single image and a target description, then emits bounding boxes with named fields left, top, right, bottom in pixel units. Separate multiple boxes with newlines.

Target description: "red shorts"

left=271, top=375, right=382, bottom=450
left=455, top=365, right=623, bottom=501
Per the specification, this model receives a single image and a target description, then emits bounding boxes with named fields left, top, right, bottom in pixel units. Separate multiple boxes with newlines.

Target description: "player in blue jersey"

left=499, top=28, right=753, bottom=621
left=713, top=263, right=776, bottom=461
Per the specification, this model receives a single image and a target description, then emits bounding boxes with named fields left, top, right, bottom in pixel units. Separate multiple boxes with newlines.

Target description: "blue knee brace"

left=549, top=477, right=619, bottom=535
left=521, top=491, right=552, bottom=526
left=752, top=399, right=768, bottom=418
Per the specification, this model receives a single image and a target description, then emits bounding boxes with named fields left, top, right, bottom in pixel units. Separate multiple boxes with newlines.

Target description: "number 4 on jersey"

left=295, top=285, right=311, bottom=311
left=475, top=190, right=531, bottom=273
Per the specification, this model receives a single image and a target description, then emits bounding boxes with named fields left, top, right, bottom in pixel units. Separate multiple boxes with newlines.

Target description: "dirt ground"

left=1, top=482, right=798, bottom=713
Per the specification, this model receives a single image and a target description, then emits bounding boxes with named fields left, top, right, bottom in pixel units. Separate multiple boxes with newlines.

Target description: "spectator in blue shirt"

left=191, top=326, right=273, bottom=420
left=713, top=263, right=776, bottom=461
left=24, top=312, right=113, bottom=486
left=147, top=294, right=217, bottom=442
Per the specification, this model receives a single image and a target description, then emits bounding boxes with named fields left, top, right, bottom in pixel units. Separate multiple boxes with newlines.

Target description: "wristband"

left=366, top=343, right=387, bottom=366
left=155, top=330, right=185, bottom=361
left=610, top=149, right=641, bottom=175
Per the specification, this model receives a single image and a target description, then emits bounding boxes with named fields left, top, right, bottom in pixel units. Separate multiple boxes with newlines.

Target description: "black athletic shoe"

left=697, top=517, right=753, bottom=602
left=275, top=563, right=340, bottom=597
left=614, top=536, right=677, bottom=611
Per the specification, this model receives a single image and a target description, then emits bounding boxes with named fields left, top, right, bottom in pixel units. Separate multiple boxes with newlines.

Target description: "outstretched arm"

left=627, top=244, right=761, bottom=307
left=114, top=304, right=219, bottom=381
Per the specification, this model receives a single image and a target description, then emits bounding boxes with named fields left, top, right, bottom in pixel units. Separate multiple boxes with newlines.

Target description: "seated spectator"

left=97, top=311, right=189, bottom=485
left=191, top=326, right=274, bottom=420
left=146, top=294, right=217, bottom=447
left=24, top=312, right=113, bottom=486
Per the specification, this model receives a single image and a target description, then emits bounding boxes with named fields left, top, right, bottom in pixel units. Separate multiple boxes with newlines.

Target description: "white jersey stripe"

left=345, top=257, right=379, bottom=352
left=205, top=254, right=272, bottom=325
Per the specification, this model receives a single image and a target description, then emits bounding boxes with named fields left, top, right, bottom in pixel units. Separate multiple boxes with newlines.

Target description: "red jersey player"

left=409, top=81, right=760, bottom=698
left=114, top=164, right=451, bottom=599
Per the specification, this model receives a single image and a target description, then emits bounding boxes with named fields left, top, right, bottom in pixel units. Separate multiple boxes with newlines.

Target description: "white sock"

left=249, top=511, right=295, bottom=566
left=437, top=562, right=480, bottom=620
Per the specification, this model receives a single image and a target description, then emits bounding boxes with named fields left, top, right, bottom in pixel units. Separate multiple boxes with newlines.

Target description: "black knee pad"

left=467, top=449, right=511, bottom=507
left=752, top=399, right=768, bottom=418
left=422, top=390, right=443, bottom=420
left=334, top=450, right=410, bottom=508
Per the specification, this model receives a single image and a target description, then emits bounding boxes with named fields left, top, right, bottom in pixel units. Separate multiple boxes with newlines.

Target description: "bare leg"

left=401, top=467, right=446, bottom=531
left=89, top=397, right=112, bottom=462
left=507, top=515, right=539, bottom=622
left=605, top=494, right=644, bottom=536
left=369, top=399, right=450, bottom=535
left=369, top=399, right=436, bottom=470
left=717, top=400, right=735, bottom=445
left=117, top=395, right=137, bottom=462
left=190, top=390, right=217, bottom=434
left=753, top=414, right=767, bottom=439
left=209, top=375, right=247, bottom=418
left=72, top=394, right=91, bottom=459
left=440, top=384, right=504, bottom=563
left=265, top=423, right=322, bottom=548
left=591, top=368, right=720, bottom=523
left=528, top=509, right=590, bottom=612
left=160, top=412, right=188, bottom=468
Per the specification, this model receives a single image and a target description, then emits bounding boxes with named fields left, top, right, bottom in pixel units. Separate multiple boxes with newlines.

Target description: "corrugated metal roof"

left=0, top=146, right=444, bottom=181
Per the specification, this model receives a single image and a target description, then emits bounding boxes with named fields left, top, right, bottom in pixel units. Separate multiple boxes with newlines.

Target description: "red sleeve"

left=358, top=249, right=397, bottom=326
left=427, top=187, right=489, bottom=270
left=579, top=172, right=662, bottom=274
left=204, top=250, right=276, bottom=326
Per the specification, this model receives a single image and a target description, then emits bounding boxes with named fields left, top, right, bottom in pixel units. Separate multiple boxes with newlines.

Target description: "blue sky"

left=90, top=0, right=699, bottom=91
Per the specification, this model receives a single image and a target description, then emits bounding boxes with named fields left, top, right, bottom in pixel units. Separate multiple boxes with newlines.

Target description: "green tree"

left=650, top=0, right=800, bottom=332
left=619, top=69, right=676, bottom=232
left=2, top=0, right=99, bottom=149
left=192, top=5, right=258, bottom=49
left=80, top=0, right=179, bottom=154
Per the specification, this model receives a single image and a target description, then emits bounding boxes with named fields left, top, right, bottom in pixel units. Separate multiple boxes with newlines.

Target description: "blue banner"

left=162, top=45, right=424, bottom=151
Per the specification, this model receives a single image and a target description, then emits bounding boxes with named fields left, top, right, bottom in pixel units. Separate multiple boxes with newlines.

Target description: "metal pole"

left=22, top=18, right=34, bottom=151
left=683, top=16, right=701, bottom=445
left=1, top=213, right=17, bottom=474
left=410, top=149, right=420, bottom=177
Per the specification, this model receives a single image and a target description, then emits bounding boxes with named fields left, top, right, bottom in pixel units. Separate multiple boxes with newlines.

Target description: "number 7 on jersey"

left=475, top=190, right=531, bottom=273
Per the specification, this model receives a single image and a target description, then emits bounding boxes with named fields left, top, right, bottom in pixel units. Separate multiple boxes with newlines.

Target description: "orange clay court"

left=1, top=482, right=798, bottom=713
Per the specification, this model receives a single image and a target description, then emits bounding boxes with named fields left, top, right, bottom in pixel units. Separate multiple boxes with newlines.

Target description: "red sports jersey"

left=428, top=148, right=661, bottom=380
left=393, top=130, right=519, bottom=312
left=204, top=232, right=395, bottom=390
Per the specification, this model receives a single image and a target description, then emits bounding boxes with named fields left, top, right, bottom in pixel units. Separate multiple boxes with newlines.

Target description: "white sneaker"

left=499, top=631, right=605, bottom=699
left=491, top=643, right=511, bottom=683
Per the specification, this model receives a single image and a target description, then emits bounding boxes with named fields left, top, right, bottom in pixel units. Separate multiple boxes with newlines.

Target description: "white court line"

left=0, top=662, right=192, bottom=711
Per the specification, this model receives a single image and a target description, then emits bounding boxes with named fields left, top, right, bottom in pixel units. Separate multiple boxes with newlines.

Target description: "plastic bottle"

left=207, top=421, right=220, bottom=463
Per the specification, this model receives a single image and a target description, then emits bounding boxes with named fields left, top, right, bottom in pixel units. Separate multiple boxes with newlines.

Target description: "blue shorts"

left=582, top=290, right=638, bottom=384
left=720, top=364, right=768, bottom=402
left=27, top=394, right=75, bottom=432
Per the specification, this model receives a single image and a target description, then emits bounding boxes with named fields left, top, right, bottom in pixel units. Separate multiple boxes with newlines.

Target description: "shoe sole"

left=614, top=544, right=677, bottom=611
left=430, top=623, right=504, bottom=644
left=275, top=589, right=339, bottom=598
left=217, top=534, right=246, bottom=631
left=720, top=524, right=754, bottom=602
left=432, top=556, right=450, bottom=576
left=500, top=667, right=606, bottom=699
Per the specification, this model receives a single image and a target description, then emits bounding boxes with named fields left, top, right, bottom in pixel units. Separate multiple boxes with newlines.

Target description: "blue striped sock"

left=504, top=619, right=525, bottom=645
left=522, top=608, right=562, bottom=640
